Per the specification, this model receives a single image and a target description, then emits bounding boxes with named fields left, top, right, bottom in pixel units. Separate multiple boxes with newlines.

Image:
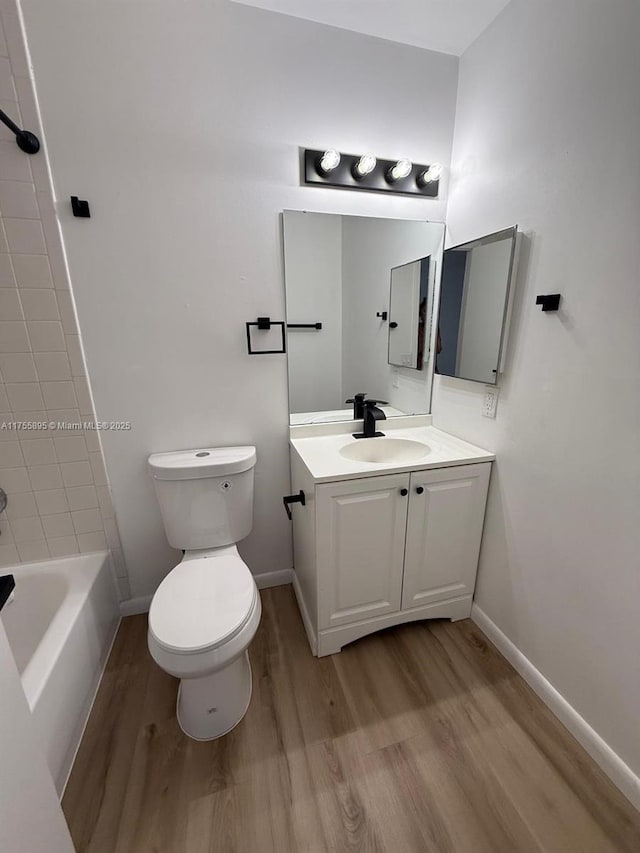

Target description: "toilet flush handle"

left=283, top=490, right=306, bottom=520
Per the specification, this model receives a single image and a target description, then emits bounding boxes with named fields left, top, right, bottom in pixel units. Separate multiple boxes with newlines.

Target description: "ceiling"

left=230, top=0, right=511, bottom=56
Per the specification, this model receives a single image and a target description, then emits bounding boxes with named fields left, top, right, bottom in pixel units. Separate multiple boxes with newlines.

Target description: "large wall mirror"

left=282, top=211, right=444, bottom=424
left=437, top=226, right=519, bottom=384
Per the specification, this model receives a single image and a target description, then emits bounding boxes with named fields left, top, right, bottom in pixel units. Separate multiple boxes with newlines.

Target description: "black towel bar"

left=283, top=491, right=305, bottom=520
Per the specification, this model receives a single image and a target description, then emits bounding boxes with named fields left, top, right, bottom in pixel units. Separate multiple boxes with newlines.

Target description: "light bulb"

left=418, top=163, right=443, bottom=185
left=353, top=153, right=377, bottom=178
left=317, top=149, right=341, bottom=175
left=387, top=158, right=412, bottom=183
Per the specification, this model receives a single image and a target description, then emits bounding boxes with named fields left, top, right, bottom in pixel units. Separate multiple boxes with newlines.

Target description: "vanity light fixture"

left=302, top=148, right=441, bottom=197
left=386, top=158, right=413, bottom=183
left=316, top=148, right=341, bottom=175
left=417, top=163, right=443, bottom=186
left=353, top=153, right=377, bottom=178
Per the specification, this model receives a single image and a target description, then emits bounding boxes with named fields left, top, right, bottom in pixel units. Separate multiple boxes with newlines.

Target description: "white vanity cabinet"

left=402, top=465, right=491, bottom=610
left=291, top=451, right=492, bottom=657
left=317, top=473, right=408, bottom=630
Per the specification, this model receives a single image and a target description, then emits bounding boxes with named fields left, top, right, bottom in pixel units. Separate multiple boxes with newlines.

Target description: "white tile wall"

left=0, top=2, right=129, bottom=598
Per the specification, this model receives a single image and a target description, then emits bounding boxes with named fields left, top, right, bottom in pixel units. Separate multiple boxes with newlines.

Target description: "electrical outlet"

left=482, top=386, right=499, bottom=419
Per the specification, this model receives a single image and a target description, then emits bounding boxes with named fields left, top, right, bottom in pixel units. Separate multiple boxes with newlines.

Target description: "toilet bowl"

left=147, top=446, right=260, bottom=740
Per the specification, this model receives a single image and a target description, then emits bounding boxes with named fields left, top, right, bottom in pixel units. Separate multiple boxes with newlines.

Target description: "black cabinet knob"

left=400, top=488, right=408, bottom=496
left=416, top=486, right=424, bottom=494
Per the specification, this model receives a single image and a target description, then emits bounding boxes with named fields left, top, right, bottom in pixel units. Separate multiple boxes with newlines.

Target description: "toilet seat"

left=149, top=551, right=257, bottom=656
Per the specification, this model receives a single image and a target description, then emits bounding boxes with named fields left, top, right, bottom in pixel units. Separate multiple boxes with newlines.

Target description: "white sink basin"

left=339, top=437, right=430, bottom=464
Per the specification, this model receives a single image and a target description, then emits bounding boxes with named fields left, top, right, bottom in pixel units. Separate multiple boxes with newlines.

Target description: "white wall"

left=283, top=211, right=342, bottom=413
left=20, top=0, right=458, bottom=597
left=0, top=622, right=74, bottom=853
left=435, top=0, right=640, bottom=780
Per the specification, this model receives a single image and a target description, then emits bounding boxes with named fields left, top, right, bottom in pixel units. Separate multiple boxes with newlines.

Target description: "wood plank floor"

left=63, top=586, right=640, bottom=852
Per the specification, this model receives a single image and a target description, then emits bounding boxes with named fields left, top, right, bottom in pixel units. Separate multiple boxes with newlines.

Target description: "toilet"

left=146, top=445, right=261, bottom=741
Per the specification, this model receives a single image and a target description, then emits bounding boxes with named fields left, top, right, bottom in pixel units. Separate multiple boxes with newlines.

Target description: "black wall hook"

left=71, top=196, right=91, bottom=218
left=536, top=294, right=561, bottom=312
left=0, top=109, right=40, bottom=154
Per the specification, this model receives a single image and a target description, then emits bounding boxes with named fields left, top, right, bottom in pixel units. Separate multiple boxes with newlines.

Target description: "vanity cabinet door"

left=317, top=474, right=409, bottom=630
left=402, top=463, right=491, bottom=610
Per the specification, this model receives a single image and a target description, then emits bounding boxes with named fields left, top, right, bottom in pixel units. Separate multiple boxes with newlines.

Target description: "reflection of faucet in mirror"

left=353, top=400, right=387, bottom=439
left=345, top=393, right=389, bottom=420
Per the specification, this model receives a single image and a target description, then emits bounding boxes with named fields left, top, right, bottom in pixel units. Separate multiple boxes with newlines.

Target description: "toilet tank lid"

left=148, top=446, right=257, bottom=480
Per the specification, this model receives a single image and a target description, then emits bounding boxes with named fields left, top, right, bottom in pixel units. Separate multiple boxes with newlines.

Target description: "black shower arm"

left=0, top=108, right=40, bottom=154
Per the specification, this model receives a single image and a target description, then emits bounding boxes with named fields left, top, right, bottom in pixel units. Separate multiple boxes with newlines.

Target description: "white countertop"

left=290, top=421, right=495, bottom=483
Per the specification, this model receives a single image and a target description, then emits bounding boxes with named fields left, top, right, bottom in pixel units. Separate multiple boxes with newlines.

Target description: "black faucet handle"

left=364, top=399, right=389, bottom=408
left=346, top=393, right=368, bottom=420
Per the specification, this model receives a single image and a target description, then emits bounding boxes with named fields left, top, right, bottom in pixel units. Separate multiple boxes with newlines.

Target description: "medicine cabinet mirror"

left=387, top=256, right=431, bottom=370
left=282, top=211, right=444, bottom=425
left=437, top=226, right=519, bottom=385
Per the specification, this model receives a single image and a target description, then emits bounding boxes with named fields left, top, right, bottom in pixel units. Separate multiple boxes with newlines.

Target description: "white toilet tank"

left=148, top=446, right=256, bottom=550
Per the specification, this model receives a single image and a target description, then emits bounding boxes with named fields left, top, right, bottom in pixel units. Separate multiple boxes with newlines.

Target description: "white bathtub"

left=0, top=551, right=120, bottom=795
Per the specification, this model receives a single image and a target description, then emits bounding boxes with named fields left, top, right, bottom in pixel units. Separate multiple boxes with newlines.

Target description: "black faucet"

left=353, top=399, right=386, bottom=439
left=345, top=393, right=389, bottom=420
left=345, top=392, right=367, bottom=419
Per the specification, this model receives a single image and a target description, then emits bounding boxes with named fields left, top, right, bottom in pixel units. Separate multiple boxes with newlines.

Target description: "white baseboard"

left=471, top=603, right=640, bottom=811
left=120, top=594, right=152, bottom=617
left=254, top=568, right=293, bottom=589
